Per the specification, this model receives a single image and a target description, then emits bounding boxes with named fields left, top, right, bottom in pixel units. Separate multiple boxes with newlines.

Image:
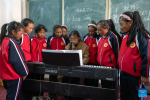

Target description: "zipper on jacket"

left=100, top=38, right=104, bottom=65
left=57, top=38, right=58, bottom=50
left=38, top=54, right=39, bottom=62
left=121, top=54, right=124, bottom=70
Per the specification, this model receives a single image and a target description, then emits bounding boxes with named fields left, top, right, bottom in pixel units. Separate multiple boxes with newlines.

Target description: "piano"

left=22, top=62, right=119, bottom=100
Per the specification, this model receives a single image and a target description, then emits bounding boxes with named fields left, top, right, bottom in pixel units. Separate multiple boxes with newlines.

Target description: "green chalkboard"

left=111, top=0, right=150, bottom=33
left=64, top=0, right=106, bottom=40
left=29, top=0, right=62, bottom=38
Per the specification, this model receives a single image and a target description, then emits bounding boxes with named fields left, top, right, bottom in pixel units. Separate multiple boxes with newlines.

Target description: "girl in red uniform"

left=119, top=11, right=150, bottom=100
left=97, top=19, right=121, bottom=89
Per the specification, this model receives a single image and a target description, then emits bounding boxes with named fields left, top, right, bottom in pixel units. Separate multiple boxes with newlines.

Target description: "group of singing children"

left=0, top=10, right=150, bottom=100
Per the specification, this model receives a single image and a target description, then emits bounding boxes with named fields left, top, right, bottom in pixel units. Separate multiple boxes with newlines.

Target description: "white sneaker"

left=38, top=96, right=44, bottom=100
left=32, top=96, right=37, bottom=100
left=46, top=96, right=51, bottom=100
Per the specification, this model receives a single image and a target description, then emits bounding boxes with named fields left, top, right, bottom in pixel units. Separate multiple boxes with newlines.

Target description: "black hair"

left=69, top=30, right=81, bottom=38
left=69, top=30, right=81, bottom=50
left=0, top=21, right=24, bottom=44
left=53, top=24, right=62, bottom=35
left=97, top=19, right=120, bottom=38
left=21, top=18, right=34, bottom=27
left=88, top=20, right=97, bottom=31
left=119, top=11, right=150, bottom=45
left=35, top=24, right=47, bottom=33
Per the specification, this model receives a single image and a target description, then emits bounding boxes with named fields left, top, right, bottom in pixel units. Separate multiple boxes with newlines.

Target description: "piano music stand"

left=41, top=52, right=80, bottom=66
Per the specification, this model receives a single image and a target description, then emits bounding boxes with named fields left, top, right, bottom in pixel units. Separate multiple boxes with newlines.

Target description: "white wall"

left=0, top=0, right=13, bottom=32
left=0, top=0, right=27, bottom=32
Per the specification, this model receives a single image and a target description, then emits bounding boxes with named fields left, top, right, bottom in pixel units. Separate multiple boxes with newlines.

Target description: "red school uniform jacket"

left=97, top=31, right=120, bottom=67
left=118, top=32, right=150, bottom=77
left=0, top=36, right=29, bottom=80
left=30, top=35, right=47, bottom=62
left=47, top=35, right=67, bottom=50
left=83, top=33, right=98, bottom=64
left=20, top=33, right=31, bottom=61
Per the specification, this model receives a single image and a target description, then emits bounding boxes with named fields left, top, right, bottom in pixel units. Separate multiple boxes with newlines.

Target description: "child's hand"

left=142, top=76, right=149, bottom=86
left=23, top=75, right=27, bottom=81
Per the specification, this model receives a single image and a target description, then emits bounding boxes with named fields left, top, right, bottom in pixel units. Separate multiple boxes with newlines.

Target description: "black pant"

left=120, top=71, right=143, bottom=100
left=3, top=78, right=22, bottom=100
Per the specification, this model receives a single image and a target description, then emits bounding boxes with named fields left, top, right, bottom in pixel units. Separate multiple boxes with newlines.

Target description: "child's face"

left=62, top=28, right=67, bottom=36
left=25, top=23, right=34, bottom=35
left=36, top=29, right=46, bottom=39
left=119, top=19, right=132, bottom=33
left=97, top=25, right=109, bottom=36
left=69, top=35, right=80, bottom=45
left=12, top=28, right=24, bottom=40
left=88, top=27, right=96, bottom=37
left=54, top=28, right=62, bottom=38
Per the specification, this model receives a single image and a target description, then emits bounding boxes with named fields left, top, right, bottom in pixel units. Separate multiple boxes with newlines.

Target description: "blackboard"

left=64, top=0, right=106, bottom=40
left=111, top=0, right=150, bottom=33
left=29, top=0, right=62, bottom=38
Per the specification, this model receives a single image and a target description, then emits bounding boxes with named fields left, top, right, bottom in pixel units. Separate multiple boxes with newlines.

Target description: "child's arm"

left=47, top=36, right=51, bottom=49
left=8, top=39, right=29, bottom=77
left=83, top=46, right=89, bottom=65
left=138, top=32, right=149, bottom=77
left=110, top=34, right=120, bottom=60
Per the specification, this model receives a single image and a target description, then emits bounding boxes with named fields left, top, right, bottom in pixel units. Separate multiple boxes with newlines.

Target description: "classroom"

left=0, top=0, right=150, bottom=100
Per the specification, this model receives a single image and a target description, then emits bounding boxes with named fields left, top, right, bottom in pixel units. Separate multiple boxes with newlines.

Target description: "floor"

left=0, top=86, right=150, bottom=100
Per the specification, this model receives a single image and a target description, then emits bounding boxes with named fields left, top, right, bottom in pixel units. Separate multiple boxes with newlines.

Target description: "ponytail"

left=0, top=23, right=9, bottom=44
left=97, top=19, right=120, bottom=38
left=108, top=19, right=120, bottom=38
left=0, top=21, right=24, bottom=44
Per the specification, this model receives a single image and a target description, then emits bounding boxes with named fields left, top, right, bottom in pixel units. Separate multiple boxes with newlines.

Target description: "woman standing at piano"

left=96, top=19, right=121, bottom=89
left=83, top=20, right=99, bottom=87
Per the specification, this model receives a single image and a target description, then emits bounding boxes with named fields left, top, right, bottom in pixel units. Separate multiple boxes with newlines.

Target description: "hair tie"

left=88, top=24, right=97, bottom=29
left=6, top=25, right=9, bottom=35
left=120, top=14, right=132, bottom=20
left=61, top=25, right=67, bottom=29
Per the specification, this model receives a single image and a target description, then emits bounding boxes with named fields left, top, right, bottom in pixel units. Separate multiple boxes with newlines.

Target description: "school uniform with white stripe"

left=0, top=36, right=29, bottom=100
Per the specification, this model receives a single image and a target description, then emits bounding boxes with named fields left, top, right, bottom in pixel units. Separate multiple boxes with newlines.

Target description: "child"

left=20, top=18, right=34, bottom=100
left=118, top=11, right=150, bottom=100
left=61, top=25, right=68, bottom=38
left=61, top=25, right=69, bottom=43
left=83, top=20, right=98, bottom=65
left=47, top=24, right=67, bottom=50
left=97, top=19, right=121, bottom=89
left=20, top=18, right=34, bottom=61
left=31, top=24, right=47, bottom=62
left=83, top=20, right=98, bottom=87
left=63, top=30, right=89, bottom=100
left=30, top=24, right=47, bottom=100
left=0, top=21, right=29, bottom=100
left=47, top=25, right=68, bottom=100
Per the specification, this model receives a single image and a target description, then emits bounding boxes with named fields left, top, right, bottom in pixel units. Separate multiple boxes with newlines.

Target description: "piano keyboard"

left=83, top=65, right=112, bottom=69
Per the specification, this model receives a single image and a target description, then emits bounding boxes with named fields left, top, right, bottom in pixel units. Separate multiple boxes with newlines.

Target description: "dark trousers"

left=21, top=73, right=44, bottom=100
left=3, top=78, right=22, bottom=100
left=120, top=71, right=143, bottom=100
